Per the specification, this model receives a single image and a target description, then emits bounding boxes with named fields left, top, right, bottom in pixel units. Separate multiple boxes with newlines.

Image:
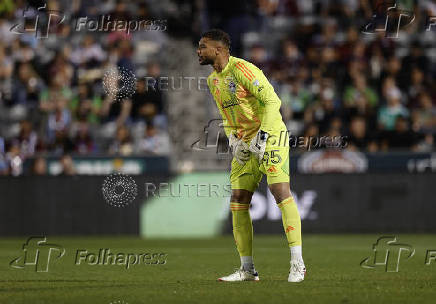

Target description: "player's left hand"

left=229, top=131, right=251, bottom=165
left=249, top=130, right=269, bottom=163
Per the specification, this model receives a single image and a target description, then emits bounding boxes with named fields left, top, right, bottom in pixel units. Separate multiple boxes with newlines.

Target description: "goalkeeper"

left=198, top=29, right=306, bottom=282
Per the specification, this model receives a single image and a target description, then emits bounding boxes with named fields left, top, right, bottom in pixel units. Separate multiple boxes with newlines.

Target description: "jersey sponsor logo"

left=222, top=99, right=240, bottom=108
left=253, top=79, right=260, bottom=86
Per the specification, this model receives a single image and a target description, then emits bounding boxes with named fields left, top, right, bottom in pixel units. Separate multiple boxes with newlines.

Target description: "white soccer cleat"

left=218, top=268, right=260, bottom=282
left=288, top=260, right=306, bottom=282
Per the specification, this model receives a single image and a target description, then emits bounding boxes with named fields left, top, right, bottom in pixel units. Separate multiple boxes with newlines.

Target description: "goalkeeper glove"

left=249, top=130, right=269, bottom=163
left=229, top=131, right=250, bottom=165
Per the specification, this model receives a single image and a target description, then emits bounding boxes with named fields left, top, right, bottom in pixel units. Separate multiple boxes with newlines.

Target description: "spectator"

left=279, top=77, right=312, bottom=121
left=72, top=122, right=96, bottom=154
left=49, top=130, right=74, bottom=155
left=249, top=44, right=269, bottom=72
left=15, top=120, right=38, bottom=157
left=71, top=35, right=106, bottom=68
left=0, top=45, right=13, bottom=103
left=411, top=93, right=436, bottom=133
left=0, top=137, right=7, bottom=175
left=312, top=78, right=338, bottom=134
left=378, top=86, right=409, bottom=131
left=46, top=97, right=72, bottom=142
left=381, top=116, right=420, bottom=150
left=347, top=116, right=370, bottom=151
left=59, top=154, right=76, bottom=176
left=4, top=141, right=23, bottom=176
left=343, top=75, right=378, bottom=110
left=135, top=123, right=170, bottom=155
left=407, top=68, right=427, bottom=108
left=32, top=156, right=47, bottom=175
left=12, top=62, right=41, bottom=106
left=131, top=77, right=164, bottom=120
left=109, top=125, right=133, bottom=155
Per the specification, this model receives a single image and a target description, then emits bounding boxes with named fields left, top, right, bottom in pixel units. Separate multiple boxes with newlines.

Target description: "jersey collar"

left=217, top=56, right=234, bottom=75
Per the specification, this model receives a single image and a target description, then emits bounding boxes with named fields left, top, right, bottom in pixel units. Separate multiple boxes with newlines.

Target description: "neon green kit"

left=207, top=56, right=290, bottom=191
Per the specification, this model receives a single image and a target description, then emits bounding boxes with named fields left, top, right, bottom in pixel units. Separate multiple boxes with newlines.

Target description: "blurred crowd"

left=1, top=0, right=435, bottom=176
left=0, top=0, right=170, bottom=175
left=195, top=0, right=436, bottom=152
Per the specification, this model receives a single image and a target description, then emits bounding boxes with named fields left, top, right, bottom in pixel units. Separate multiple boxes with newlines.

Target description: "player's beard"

left=199, top=56, right=213, bottom=65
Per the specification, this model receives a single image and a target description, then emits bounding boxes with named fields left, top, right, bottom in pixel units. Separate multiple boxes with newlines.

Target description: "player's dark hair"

left=201, top=29, right=231, bottom=49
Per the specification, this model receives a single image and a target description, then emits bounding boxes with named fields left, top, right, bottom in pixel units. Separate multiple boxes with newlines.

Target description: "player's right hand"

left=229, top=131, right=250, bottom=165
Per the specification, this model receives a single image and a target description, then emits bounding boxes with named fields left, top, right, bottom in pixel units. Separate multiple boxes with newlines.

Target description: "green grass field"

left=1, top=235, right=435, bottom=304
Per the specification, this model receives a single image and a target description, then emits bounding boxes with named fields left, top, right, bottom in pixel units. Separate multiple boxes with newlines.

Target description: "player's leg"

left=262, top=144, right=306, bottom=282
left=218, top=156, right=262, bottom=282
left=269, top=183, right=306, bottom=282
left=230, top=189, right=254, bottom=270
left=269, top=182, right=302, bottom=252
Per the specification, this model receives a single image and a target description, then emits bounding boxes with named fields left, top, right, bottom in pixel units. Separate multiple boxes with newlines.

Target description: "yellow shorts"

left=230, top=135, right=290, bottom=192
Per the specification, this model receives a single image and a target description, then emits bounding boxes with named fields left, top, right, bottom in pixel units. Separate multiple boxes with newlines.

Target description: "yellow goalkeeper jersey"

left=207, top=56, right=287, bottom=143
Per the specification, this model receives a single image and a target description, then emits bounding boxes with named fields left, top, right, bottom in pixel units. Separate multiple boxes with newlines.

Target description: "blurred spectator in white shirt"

left=135, top=122, right=170, bottom=155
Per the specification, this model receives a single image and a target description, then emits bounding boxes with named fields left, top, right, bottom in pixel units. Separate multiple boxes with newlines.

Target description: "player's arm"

left=231, top=60, right=281, bottom=134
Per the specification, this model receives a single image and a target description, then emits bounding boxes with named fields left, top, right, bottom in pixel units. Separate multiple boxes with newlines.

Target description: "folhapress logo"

left=10, top=4, right=65, bottom=39
left=10, top=236, right=65, bottom=272
left=362, top=0, right=416, bottom=38
left=360, top=236, right=415, bottom=272
left=10, top=4, right=166, bottom=39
